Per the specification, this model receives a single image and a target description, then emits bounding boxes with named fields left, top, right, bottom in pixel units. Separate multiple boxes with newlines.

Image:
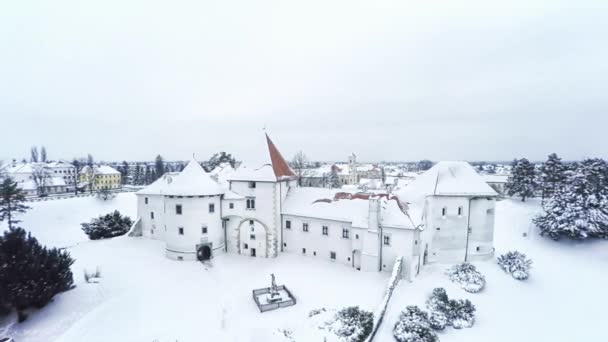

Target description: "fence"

left=252, top=285, right=297, bottom=313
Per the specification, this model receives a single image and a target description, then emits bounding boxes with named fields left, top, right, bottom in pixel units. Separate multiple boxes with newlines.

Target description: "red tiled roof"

left=266, top=134, right=297, bottom=180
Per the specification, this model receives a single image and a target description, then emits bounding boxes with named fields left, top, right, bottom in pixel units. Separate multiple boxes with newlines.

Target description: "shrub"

left=0, top=227, right=75, bottom=321
left=497, top=251, right=532, bottom=280
left=393, top=306, right=438, bottom=342
left=81, top=210, right=133, bottom=240
left=426, top=287, right=476, bottom=330
left=327, top=306, right=373, bottom=342
left=446, top=262, right=486, bottom=293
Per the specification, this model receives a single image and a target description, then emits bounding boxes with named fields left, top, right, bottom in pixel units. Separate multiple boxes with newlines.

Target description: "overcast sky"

left=1, top=0, right=607, bottom=163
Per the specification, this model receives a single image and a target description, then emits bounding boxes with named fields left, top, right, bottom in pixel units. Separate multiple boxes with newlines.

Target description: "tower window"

left=176, top=204, right=182, bottom=215
left=248, top=181, right=256, bottom=188
left=145, top=197, right=149, bottom=204
left=342, top=229, right=350, bottom=239
left=383, top=235, right=391, bottom=246
left=209, top=203, right=215, bottom=213
left=441, top=207, right=447, bottom=217
left=302, top=248, right=306, bottom=254
left=229, top=202, right=234, bottom=209
left=330, top=252, right=336, bottom=260
left=303, top=223, right=309, bottom=232
left=322, top=226, right=328, bottom=235
left=246, top=198, right=256, bottom=209
left=150, top=212, right=154, bottom=219
left=178, top=227, right=184, bottom=235
left=202, top=226, right=208, bottom=234
left=458, top=206, right=463, bottom=216
left=286, top=220, right=291, bottom=229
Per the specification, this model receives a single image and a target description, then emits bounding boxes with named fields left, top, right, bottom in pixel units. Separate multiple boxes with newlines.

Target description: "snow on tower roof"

left=163, top=159, right=225, bottom=196
left=397, top=161, right=497, bottom=203
left=228, top=133, right=297, bottom=182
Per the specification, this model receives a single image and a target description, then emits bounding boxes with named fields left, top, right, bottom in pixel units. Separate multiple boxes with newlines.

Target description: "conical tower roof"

left=163, top=158, right=225, bottom=196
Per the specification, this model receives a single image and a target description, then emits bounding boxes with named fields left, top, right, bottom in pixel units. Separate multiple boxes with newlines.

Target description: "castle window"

left=246, top=198, right=256, bottom=210
left=250, top=234, right=255, bottom=240
left=330, top=252, right=336, bottom=260
left=286, top=220, right=291, bottom=229
left=248, top=181, right=256, bottom=189
left=176, top=204, right=182, bottom=215
left=436, top=227, right=441, bottom=231
left=244, top=243, right=248, bottom=249
left=458, top=206, right=463, bottom=216
left=314, top=251, right=317, bottom=256
left=342, top=229, right=350, bottom=239
left=284, top=243, right=287, bottom=247
left=476, top=246, right=481, bottom=252
left=302, top=248, right=306, bottom=254
left=383, top=235, right=391, bottom=246
left=355, top=234, right=359, bottom=239
left=229, top=203, right=234, bottom=209
left=303, top=223, right=309, bottom=232
left=145, top=197, right=148, bottom=204
left=178, top=227, right=184, bottom=235
left=209, top=203, right=215, bottom=213
left=150, top=212, right=154, bottom=219
left=249, top=220, right=254, bottom=225
left=442, top=207, right=447, bottom=217
left=322, top=226, right=328, bottom=235
left=202, top=226, right=208, bottom=234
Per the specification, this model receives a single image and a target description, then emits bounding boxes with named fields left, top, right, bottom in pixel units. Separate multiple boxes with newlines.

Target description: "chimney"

left=368, top=197, right=381, bottom=231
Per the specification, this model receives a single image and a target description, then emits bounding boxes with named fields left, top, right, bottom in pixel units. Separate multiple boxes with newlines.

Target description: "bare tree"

left=291, top=150, right=308, bottom=186
left=32, top=164, right=51, bottom=196
left=30, top=146, right=39, bottom=163
left=40, top=146, right=47, bottom=162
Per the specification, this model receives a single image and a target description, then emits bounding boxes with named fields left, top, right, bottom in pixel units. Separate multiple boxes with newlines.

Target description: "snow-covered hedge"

left=81, top=210, right=133, bottom=240
left=314, top=307, right=373, bottom=342
left=425, top=288, right=476, bottom=330
left=497, top=251, right=533, bottom=280
left=446, top=262, right=486, bottom=293
left=393, top=306, right=438, bottom=342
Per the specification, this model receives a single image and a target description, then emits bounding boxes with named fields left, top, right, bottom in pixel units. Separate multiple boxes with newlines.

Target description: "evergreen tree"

left=133, top=163, right=143, bottom=185
left=327, top=167, right=340, bottom=188
left=539, top=153, right=566, bottom=201
left=81, top=210, right=133, bottom=240
left=203, top=152, right=236, bottom=172
left=534, top=159, right=608, bottom=240
left=40, top=146, right=47, bottom=163
left=30, top=146, right=39, bottom=163
left=506, top=158, right=537, bottom=201
left=154, top=155, right=165, bottom=181
left=71, top=159, right=83, bottom=195
left=0, top=178, right=30, bottom=229
left=120, top=161, right=129, bottom=185
left=0, top=228, right=74, bottom=321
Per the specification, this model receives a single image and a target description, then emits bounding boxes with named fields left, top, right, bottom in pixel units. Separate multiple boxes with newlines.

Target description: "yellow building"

left=80, top=165, right=121, bottom=191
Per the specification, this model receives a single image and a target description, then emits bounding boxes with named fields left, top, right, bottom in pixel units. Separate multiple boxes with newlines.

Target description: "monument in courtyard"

left=252, top=274, right=297, bottom=313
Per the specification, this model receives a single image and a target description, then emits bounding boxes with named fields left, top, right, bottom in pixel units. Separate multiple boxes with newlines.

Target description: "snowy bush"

left=497, top=251, right=533, bottom=280
left=425, top=287, right=476, bottom=330
left=0, top=227, right=74, bottom=322
left=446, top=262, right=486, bottom=293
left=393, top=306, right=438, bottom=342
left=84, top=266, right=102, bottom=283
left=81, top=210, right=133, bottom=240
left=309, top=308, right=327, bottom=317
left=324, top=306, right=373, bottom=342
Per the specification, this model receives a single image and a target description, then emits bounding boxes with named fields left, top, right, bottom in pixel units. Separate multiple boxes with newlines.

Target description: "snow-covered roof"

left=16, top=176, right=67, bottom=190
left=96, top=165, right=120, bottom=175
left=161, top=159, right=225, bottom=196
left=228, top=133, right=297, bottom=182
left=135, top=172, right=179, bottom=195
left=482, top=174, right=509, bottom=184
left=397, top=161, right=497, bottom=203
left=281, top=187, right=418, bottom=230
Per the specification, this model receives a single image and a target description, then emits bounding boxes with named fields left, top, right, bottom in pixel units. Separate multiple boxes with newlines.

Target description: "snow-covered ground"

left=1, top=195, right=607, bottom=341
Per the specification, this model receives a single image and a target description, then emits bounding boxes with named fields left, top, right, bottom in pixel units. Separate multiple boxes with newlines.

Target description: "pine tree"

left=0, top=228, right=74, bottom=321
left=0, top=177, right=30, bottom=229
left=327, top=168, right=340, bottom=188
left=154, top=155, right=165, bottom=181
left=120, top=161, right=129, bottom=185
left=539, top=153, right=566, bottom=201
left=534, top=159, right=608, bottom=240
left=40, top=146, right=47, bottom=163
left=30, top=146, right=39, bottom=163
left=506, top=158, right=537, bottom=201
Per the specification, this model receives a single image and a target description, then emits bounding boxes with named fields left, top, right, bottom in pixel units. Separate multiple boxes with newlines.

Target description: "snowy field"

left=1, top=194, right=607, bottom=341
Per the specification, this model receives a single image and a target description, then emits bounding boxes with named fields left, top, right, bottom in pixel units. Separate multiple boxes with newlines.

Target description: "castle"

left=132, top=134, right=497, bottom=280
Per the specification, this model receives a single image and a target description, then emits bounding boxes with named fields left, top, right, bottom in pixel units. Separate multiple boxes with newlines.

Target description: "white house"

left=133, top=134, right=497, bottom=280
left=1, top=161, right=72, bottom=196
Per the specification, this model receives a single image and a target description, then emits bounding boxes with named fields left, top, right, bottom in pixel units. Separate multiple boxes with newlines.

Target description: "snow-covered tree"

left=446, top=262, right=486, bottom=293
left=154, top=155, right=165, bottom=181
left=0, top=227, right=74, bottom=322
left=497, top=251, right=533, bottom=280
left=0, top=177, right=30, bottom=229
left=31, top=164, right=51, bottom=196
left=327, top=167, right=340, bottom=188
left=30, top=146, right=39, bottom=163
left=203, top=152, right=236, bottom=172
left=291, top=150, right=308, bottom=186
left=40, top=146, right=47, bottom=163
left=81, top=210, right=133, bottom=240
left=417, top=160, right=434, bottom=171
left=448, top=298, right=476, bottom=329
left=539, top=153, right=566, bottom=201
left=534, top=159, right=608, bottom=240
left=393, top=306, right=438, bottom=342
left=506, top=158, right=537, bottom=201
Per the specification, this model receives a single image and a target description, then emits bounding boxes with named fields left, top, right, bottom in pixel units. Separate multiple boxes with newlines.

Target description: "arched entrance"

left=236, top=218, right=270, bottom=258
left=197, top=245, right=212, bottom=261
